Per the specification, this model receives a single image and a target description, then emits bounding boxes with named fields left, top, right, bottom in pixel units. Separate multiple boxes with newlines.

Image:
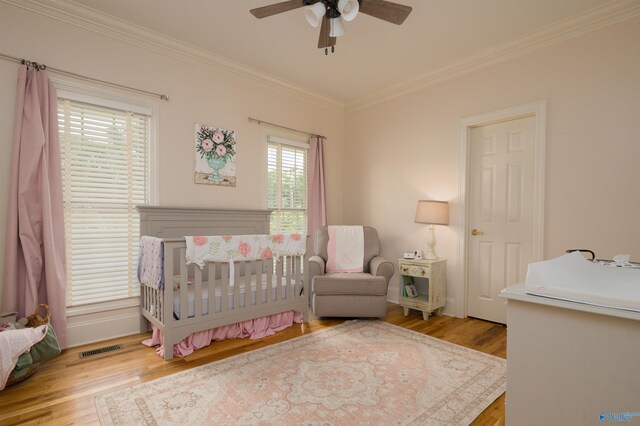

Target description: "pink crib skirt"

left=142, top=310, right=303, bottom=358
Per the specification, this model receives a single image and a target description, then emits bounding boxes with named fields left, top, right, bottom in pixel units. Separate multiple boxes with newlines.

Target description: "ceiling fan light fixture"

left=250, top=0, right=413, bottom=54
left=329, top=17, right=346, bottom=37
left=337, top=0, right=359, bottom=22
left=304, top=2, right=326, bottom=28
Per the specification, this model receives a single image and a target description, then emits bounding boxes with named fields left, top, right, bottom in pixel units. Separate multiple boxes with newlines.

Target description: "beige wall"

left=344, top=16, right=640, bottom=314
left=1, top=3, right=639, bottom=325
left=0, top=4, right=344, bottom=311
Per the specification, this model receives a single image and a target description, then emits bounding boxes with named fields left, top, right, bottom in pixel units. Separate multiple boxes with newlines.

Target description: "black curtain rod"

left=0, top=52, right=169, bottom=101
left=248, top=117, right=325, bottom=139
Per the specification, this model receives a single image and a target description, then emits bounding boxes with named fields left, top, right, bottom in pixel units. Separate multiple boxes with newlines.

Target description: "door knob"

left=471, top=228, right=484, bottom=236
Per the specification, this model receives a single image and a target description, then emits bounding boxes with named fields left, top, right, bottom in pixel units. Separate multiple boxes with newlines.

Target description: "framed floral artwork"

left=194, top=123, right=237, bottom=186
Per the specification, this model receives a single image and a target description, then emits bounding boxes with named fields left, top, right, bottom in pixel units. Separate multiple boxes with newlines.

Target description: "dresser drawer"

left=400, top=264, right=430, bottom=277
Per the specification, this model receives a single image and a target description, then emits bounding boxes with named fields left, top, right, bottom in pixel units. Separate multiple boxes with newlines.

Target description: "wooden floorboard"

left=0, top=304, right=506, bottom=425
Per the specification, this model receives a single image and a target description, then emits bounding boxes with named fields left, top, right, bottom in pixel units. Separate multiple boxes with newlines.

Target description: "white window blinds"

left=58, top=96, right=150, bottom=307
left=267, top=136, right=308, bottom=234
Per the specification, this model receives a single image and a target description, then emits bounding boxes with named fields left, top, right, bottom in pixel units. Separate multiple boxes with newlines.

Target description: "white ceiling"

left=72, top=0, right=610, bottom=103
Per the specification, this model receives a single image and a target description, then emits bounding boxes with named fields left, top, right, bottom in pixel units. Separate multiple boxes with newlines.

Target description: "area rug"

left=95, top=320, right=506, bottom=425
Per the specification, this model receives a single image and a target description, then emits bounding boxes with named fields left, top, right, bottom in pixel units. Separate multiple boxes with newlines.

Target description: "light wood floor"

left=0, top=304, right=506, bottom=425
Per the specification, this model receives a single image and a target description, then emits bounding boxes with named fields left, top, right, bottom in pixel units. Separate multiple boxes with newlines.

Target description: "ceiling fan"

left=250, top=0, right=413, bottom=55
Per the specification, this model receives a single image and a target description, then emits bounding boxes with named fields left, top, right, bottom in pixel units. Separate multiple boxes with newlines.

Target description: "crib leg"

left=139, top=315, right=149, bottom=334
left=163, top=329, right=174, bottom=360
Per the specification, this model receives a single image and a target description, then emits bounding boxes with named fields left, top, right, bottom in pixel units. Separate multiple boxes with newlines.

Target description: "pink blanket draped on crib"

left=142, top=310, right=303, bottom=358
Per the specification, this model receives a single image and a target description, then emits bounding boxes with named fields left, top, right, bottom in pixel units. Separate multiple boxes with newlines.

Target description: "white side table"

left=398, top=258, right=447, bottom=320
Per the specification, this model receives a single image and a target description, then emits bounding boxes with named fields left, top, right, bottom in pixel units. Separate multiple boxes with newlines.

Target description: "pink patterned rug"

left=95, top=321, right=506, bottom=425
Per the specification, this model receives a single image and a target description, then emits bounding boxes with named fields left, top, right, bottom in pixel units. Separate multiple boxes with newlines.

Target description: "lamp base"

left=425, top=224, right=439, bottom=260
left=424, top=251, right=438, bottom=260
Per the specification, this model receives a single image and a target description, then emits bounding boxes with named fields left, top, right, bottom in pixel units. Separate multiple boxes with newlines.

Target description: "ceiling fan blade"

left=250, top=0, right=304, bottom=19
left=359, top=0, right=412, bottom=25
left=318, top=15, right=336, bottom=49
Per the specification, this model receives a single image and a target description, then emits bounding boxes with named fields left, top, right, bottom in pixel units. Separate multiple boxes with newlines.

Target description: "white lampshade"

left=338, top=0, right=359, bottom=22
left=415, top=200, right=449, bottom=225
left=415, top=200, right=449, bottom=260
left=329, top=17, right=346, bottom=37
left=304, top=2, right=326, bottom=28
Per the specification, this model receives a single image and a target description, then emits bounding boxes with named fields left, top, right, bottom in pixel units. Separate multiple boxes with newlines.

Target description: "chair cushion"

left=313, top=273, right=387, bottom=296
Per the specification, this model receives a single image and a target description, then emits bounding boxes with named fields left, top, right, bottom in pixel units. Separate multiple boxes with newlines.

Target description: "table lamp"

left=414, top=200, right=449, bottom=260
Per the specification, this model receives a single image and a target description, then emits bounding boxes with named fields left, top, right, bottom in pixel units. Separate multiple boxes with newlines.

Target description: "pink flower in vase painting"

left=290, top=234, right=302, bottom=241
left=202, top=139, right=213, bottom=152
left=238, top=242, right=251, bottom=256
left=216, top=145, right=227, bottom=157
left=212, top=131, right=224, bottom=143
left=272, top=234, right=285, bottom=244
left=192, top=236, right=208, bottom=246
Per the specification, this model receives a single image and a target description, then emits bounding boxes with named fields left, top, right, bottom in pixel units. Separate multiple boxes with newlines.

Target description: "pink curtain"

left=307, top=136, right=327, bottom=254
left=2, top=64, right=68, bottom=349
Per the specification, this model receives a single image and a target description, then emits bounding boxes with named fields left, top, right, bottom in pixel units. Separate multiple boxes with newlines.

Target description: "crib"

left=137, top=207, right=309, bottom=360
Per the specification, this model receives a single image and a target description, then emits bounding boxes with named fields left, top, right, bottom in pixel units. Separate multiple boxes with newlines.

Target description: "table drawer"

left=400, top=264, right=430, bottom=277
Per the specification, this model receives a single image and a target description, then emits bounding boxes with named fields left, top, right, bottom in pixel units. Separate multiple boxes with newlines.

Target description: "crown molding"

left=347, top=0, right=640, bottom=112
left=1, top=0, right=346, bottom=113
left=4, top=0, right=638, bottom=114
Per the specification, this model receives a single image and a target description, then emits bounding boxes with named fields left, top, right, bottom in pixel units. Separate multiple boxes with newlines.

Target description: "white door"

left=467, top=116, right=536, bottom=323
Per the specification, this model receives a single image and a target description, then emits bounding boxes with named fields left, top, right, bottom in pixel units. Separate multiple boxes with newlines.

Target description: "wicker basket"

left=26, top=304, right=50, bottom=328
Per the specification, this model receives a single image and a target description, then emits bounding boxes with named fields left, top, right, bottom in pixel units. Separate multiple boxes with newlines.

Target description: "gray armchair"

left=309, top=226, right=394, bottom=318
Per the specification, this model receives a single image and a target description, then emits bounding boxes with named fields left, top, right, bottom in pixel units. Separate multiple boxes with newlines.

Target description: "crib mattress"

left=173, top=276, right=299, bottom=319
left=525, top=252, right=640, bottom=312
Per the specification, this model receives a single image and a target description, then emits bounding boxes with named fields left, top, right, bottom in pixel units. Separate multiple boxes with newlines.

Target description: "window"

left=267, top=135, right=308, bottom=234
left=58, top=94, right=151, bottom=307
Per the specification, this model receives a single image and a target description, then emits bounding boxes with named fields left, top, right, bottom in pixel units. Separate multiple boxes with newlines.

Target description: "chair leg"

left=403, top=307, right=409, bottom=316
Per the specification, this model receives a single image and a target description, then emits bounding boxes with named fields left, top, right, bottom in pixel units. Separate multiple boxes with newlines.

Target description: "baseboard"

left=387, top=284, right=400, bottom=304
left=66, top=306, right=141, bottom=347
left=442, top=297, right=458, bottom=317
left=64, top=295, right=458, bottom=347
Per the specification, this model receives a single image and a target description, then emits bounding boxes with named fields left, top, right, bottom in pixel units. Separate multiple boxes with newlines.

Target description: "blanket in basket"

left=0, top=325, right=48, bottom=390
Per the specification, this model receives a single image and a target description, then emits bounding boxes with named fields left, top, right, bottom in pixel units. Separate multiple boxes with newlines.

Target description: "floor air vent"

left=79, top=344, right=124, bottom=359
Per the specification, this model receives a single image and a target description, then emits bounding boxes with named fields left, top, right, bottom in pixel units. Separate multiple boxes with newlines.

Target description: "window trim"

left=267, top=134, right=309, bottom=150
left=66, top=296, right=140, bottom=317
left=54, top=77, right=158, bottom=315
left=57, top=89, right=152, bottom=116
left=261, top=127, right=308, bottom=210
left=263, top=129, right=309, bottom=234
